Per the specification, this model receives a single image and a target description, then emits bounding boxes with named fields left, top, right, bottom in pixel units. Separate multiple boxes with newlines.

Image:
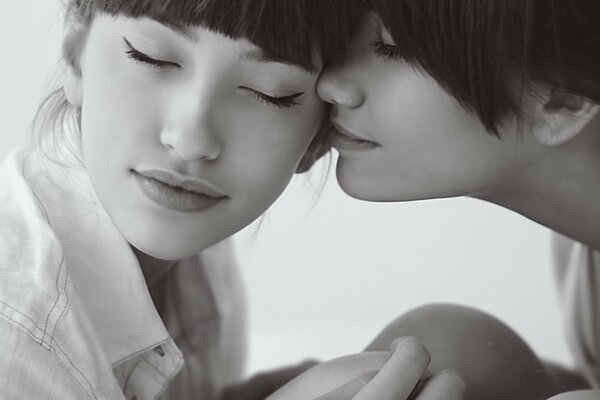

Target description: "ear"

left=63, top=64, right=83, bottom=108
left=531, top=87, right=600, bottom=146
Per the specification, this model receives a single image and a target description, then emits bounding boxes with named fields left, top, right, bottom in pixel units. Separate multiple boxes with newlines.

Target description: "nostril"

left=317, top=74, right=364, bottom=109
left=160, top=129, right=222, bottom=162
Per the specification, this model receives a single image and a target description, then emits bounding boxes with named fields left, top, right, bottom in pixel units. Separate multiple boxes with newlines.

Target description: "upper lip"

left=331, top=120, right=375, bottom=143
left=135, top=168, right=226, bottom=198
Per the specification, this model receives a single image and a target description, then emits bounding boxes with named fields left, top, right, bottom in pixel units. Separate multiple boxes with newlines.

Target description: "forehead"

left=152, top=17, right=322, bottom=72
left=83, top=0, right=333, bottom=72
left=93, top=14, right=319, bottom=75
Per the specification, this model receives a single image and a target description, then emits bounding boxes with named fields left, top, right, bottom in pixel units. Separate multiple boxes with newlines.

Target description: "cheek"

left=81, top=73, right=158, bottom=157
left=346, top=73, right=518, bottom=199
left=228, top=103, right=323, bottom=198
left=250, top=99, right=324, bottom=159
left=372, top=72, right=481, bottom=164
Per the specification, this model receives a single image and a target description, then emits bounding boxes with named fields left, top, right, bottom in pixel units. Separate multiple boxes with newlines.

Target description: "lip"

left=133, top=169, right=228, bottom=213
left=330, top=121, right=379, bottom=152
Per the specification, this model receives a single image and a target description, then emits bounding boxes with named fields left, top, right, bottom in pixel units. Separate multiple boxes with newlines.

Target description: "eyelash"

left=245, top=89, right=303, bottom=109
left=370, top=39, right=402, bottom=59
left=123, top=38, right=302, bottom=109
left=123, top=38, right=180, bottom=70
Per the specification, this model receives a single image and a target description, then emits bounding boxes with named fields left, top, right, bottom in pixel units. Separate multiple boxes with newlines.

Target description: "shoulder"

left=0, top=321, right=90, bottom=400
left=0, top=161, right=119, bottom=399
left=551, top=233, right=600, bottom=281
left=0, top=148, right=66, bottom=339
left=0, top=148, right=59, bottom=254
left=0, top=149, right=86, bottom=393
left=552, top=233, right=577, bottom=272
left=0, top=153, right=84, bottom=397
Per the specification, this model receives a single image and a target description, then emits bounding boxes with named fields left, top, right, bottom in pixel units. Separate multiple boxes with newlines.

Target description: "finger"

left=416, top=370, right=466, bottom=400
left=353, top=336, right=431, bottom=400
left=407, top=370, right=434, bottom=400
left=314, top=370, right=378, bottom=400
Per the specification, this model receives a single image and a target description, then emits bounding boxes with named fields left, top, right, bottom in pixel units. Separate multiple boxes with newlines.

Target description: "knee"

left=367, top=303, right=557, bottom=400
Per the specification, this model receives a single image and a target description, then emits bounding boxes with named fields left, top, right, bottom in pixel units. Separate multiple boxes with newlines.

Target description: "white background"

left=0, top=1, right=570, bottom=375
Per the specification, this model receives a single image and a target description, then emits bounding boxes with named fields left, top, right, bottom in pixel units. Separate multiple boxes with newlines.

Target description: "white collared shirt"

left=554, top=233, right=600, bottom=388
left=0, top=146, right=247, bottom=400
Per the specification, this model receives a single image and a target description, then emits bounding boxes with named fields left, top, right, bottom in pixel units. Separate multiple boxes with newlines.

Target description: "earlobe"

left=532, top=88, right=600, bottom=146
left=63, top=65, right=83, bottom=108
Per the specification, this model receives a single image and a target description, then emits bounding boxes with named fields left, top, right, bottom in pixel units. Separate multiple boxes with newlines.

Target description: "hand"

left=546, top=390, right=600, bottom=400
left=221, top=360, right=319, bottom=400
left=267, top=336, right=465, bottom=400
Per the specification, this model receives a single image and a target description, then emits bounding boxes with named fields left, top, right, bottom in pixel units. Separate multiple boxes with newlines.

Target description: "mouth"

left=132, top=169, right=228, bottom=213
left=330, top=121, right=379, bottom=152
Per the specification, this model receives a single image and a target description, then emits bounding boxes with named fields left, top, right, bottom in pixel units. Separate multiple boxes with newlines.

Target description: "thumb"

left=314, top=371, right=379, bottom=400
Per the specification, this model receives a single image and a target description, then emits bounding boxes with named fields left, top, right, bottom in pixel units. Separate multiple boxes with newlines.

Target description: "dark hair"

left=370, top=0, right=600, bottom=135
left=71, top=0, right=362, bottom=71
left=37, top=0, right=363, bottom=168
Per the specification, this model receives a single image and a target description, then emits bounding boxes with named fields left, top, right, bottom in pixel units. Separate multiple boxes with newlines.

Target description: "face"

left=71, top=14, right=324, bottom=260
left=317, top=12, right=543, bottom=202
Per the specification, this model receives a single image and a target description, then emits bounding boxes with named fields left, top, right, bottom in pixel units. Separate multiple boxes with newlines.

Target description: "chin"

left=335, top=164, right=442, bottom=203
left=335, top=164, right=389, bottom=202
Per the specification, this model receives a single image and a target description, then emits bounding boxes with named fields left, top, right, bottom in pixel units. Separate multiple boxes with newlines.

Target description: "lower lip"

left=133, top=172, right=226, bottom=213
left=331, top=129, right=379, bottom=153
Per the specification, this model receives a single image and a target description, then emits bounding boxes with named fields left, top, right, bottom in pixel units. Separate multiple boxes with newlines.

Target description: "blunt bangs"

left=369, top=0, right=600, bottom=135
left=75, top=0, right=363, bottom=71
left=369, top=0, right=528, bottom=135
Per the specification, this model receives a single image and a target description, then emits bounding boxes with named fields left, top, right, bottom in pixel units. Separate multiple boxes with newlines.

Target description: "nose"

left=317, top=60, right=366, bottom=109
left=160, top=93, right=223, bottom=162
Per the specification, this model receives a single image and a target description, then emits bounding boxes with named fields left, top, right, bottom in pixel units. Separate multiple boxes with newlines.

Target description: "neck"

left=131, top=246, right=177, bottom=289
left=477, top=117, right=600, bottom=250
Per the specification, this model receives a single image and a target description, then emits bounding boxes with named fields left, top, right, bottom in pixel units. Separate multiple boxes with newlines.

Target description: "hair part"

left=370, top=0, right=600, bottom=135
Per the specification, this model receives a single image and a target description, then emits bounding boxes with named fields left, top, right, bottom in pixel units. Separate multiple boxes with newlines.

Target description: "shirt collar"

left=26, top=143, right=173, bottom=367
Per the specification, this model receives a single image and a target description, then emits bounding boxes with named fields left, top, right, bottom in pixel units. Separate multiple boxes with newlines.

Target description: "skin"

left=317, top=12, right=600, bottom=250
left=64, top=12, right=452, bottom=400
left=267, top=338, right=465, bottom=400
left=316, top=11, right=600, bottom=400
left=366, top=304, right=558, bottom=400
left=65, top=14, right=325, bottom=268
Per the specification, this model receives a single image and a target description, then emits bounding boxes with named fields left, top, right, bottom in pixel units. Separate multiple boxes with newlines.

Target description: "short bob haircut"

left=38, top=0, right=363, bottom=169
left=369, top=0, right=600, bottom=135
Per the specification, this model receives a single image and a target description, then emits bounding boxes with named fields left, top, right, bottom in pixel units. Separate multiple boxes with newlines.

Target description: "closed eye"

left=241, top=87, right=304, bottom=109
left=371, top=39, right=402, bottom=59
left=123, top=37, right=181, bottom=70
